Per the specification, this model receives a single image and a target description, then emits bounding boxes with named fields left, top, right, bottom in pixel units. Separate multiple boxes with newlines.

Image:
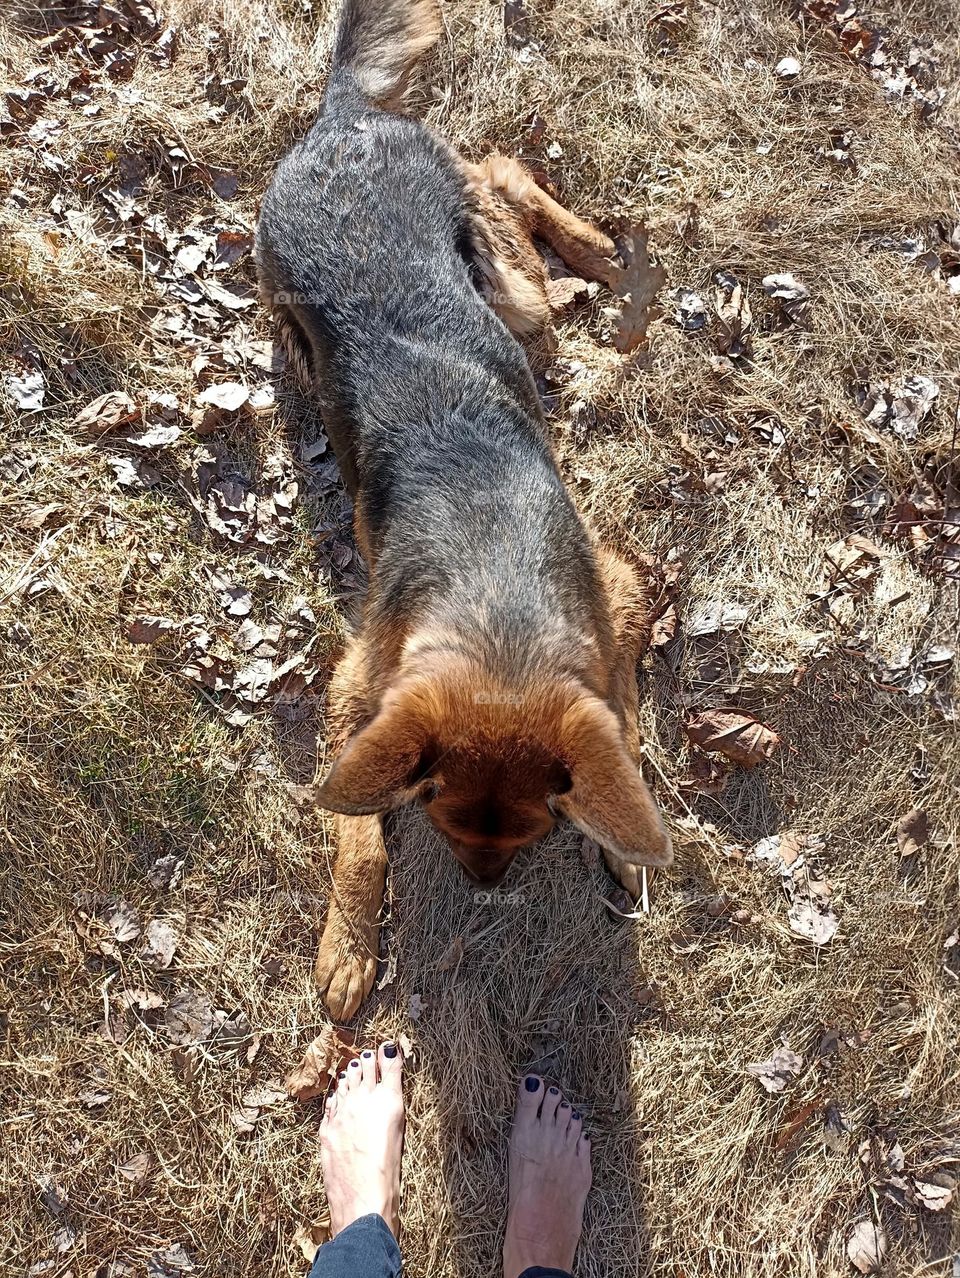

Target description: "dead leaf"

left=39, top=1177, right=69, bottom=1216
left=293, top=1220, right=331, bottom=1264
left=678, top=751, right=731, bottom=797
left=609, top=227, right=666, bottom=353
left=285, top=1026, right=358, bottom=1101
left=895, top=808, right=929, bottom=857
left=231, top=1082, right=288, bottom=1134
left=638, top=552, right=683, bottom=650
left=408, top=992, right=425, bottom=1021
left=147, top=1244, right=194, bottom=1278
left=147, top=853, right=185, bottom=891
left=713, top=271, right=753, bottom=360
left=438, top=935, right=465, bottom=972
left=847, top=1219, right=888, bottom=1274
left=108, top=455, right=159, bottom=491
left=5, top=368, right=45, bottom=411
left=858, top=375, right=939, bottom=442
left=685, top=601, right=750, bottom=638
left=762, top=272, right=811, bottom=324
left=139, top=918, right=177, bottom=970
left=118, top=1152, right=153, bottom=1183
left=789, top=894, right=839, bottom=945
left=747, top=1044, right=803, bottom=1092
left=207, top=568, right=252, bottom=617
left=195, top=382, right=249, bottom=412
left=20, top=502, right=63, bottom=530
left=199, top=278, right=255, bottom=310
left=120, top=987, right=166, bottom=1014
left=162, top=988, right=216, bottom=1047
left=72, top=391, right=140, bottom=435
left=667, top=286, right=707, bottom=331
left=125, top=422, right=181, bottom=449
left=546, top=275, right=592, bottom=312
left=79, top=1085, right=113, bottom=1108
left=913, top=1179, right=954, bottom=1211
left=825, top=533, right=885, bottom=592
left=128, top=616, right=177, bottom=644
left=750, top=832, right=838, bottom=944
left=73, top=892, right=142, bottom=958
left=52, top=1223, right=76, bottom=1254
left=685, top=708, right=779, bottom=767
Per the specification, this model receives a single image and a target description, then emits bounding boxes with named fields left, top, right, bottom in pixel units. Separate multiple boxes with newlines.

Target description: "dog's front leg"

left=595, top=547, right=661, bottom=897
left=314, top=639, right=385, bottom=1021
left=315, top=811, right=386, bottom=1021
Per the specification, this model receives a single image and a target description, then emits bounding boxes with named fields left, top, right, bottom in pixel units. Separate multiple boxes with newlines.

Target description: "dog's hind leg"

left=463, top=163, right=553, bottom=338
left=313, top=639, right=387, bottom=1021
left=471, top=153, right=618, bottom=289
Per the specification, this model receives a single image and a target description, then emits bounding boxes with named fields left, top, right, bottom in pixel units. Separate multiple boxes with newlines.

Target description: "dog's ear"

left=314, top=688, right=434, bottom=816
left=553, top=695, right=673, bottom=867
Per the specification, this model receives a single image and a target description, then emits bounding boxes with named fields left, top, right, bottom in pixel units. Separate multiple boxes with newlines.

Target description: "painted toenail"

left=338, top=1071, right=346, bottom=1079
left=362, top=1050, right=374, bottom=1058
left=560, top=1102, right=570, bottom=1110
left=524, top=1076, right=539, bottom=1092
left=383, top=1043, right=398, bottom=1058
left=350, top=1060, right=360, bottom=1068
left=572, top=1110, right=582, bottom=1120
left=549, top=1087, right=559, bottom=1095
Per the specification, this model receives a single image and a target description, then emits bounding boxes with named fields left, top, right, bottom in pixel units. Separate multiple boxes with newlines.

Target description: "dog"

left=255, top=0, right=673, bottom=1021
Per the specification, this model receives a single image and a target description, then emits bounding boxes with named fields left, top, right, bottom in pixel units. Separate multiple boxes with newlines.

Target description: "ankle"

left=504, top=1236, right=574, bottom=1278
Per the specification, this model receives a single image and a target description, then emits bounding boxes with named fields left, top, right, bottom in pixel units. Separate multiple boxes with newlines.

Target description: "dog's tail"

left=328, top=0, right=442, bottom=111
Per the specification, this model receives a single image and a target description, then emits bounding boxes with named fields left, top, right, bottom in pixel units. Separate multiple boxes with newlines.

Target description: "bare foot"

left=504, top=1075, right=592, bottom=1278
left=319, top=1043, right=405, bottom=1237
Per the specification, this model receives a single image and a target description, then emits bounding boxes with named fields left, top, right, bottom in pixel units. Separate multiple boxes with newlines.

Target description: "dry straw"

left=1, top=1, right=958, bottom=1277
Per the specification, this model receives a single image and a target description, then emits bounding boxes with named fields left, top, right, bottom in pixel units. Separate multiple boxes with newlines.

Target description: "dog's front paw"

left=314, top=907, right=378, bottom=1022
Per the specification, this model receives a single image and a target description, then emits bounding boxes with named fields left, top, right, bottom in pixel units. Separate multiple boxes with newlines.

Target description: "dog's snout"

left=452, top=843, right=512, bottom=886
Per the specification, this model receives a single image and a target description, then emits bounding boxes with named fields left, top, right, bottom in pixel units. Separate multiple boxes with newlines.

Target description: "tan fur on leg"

left=591, top=547, right=668, bottom=887
left=314, top=639, right=388, bottom=1021
left=472, top=153, right=618, bottom=289
left=462, top=161, right=552, bottom=337
left=595, top=547, right=653, bottom=764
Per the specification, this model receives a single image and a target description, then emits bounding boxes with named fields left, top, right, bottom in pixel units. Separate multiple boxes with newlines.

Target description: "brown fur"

left=313, top=537, right=670, bottom=1021
left=463, top=153, right=618, bottom=336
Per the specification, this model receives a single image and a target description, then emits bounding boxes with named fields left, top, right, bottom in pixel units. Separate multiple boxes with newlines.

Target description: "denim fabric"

left=308, top=1213, right=401, bottom=1278
left=305, top=1214, right=572, bottom=1278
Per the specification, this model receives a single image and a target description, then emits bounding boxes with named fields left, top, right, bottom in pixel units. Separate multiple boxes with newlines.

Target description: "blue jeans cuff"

left=519, top=1269, right=573, bottom=1278
left=308, top=1213, right=401, bottom=1278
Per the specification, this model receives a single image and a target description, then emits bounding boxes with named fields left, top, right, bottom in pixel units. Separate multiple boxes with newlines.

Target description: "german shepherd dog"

left=256, top=0, right=672, bottom=1020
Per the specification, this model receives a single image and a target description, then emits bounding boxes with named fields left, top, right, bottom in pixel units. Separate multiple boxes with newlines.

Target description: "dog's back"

left=256, top=0, right=605, bottom=682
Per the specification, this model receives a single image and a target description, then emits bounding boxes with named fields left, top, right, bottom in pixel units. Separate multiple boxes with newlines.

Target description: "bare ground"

left=1, top=2, right=959, bottom=1277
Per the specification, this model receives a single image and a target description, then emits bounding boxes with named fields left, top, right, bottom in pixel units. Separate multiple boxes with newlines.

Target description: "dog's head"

left=314, top=660, right=672, bottom=885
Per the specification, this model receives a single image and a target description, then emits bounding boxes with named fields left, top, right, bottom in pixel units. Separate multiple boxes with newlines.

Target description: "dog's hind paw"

left=315, top=910, right=378, bottom=1022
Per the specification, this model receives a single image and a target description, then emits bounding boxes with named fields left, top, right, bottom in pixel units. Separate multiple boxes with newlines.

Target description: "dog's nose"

left=453, top=846, right=511, bottom=886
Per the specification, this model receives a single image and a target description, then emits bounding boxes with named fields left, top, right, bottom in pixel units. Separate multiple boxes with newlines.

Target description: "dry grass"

left=1, top=1, right=959, bottom=1277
